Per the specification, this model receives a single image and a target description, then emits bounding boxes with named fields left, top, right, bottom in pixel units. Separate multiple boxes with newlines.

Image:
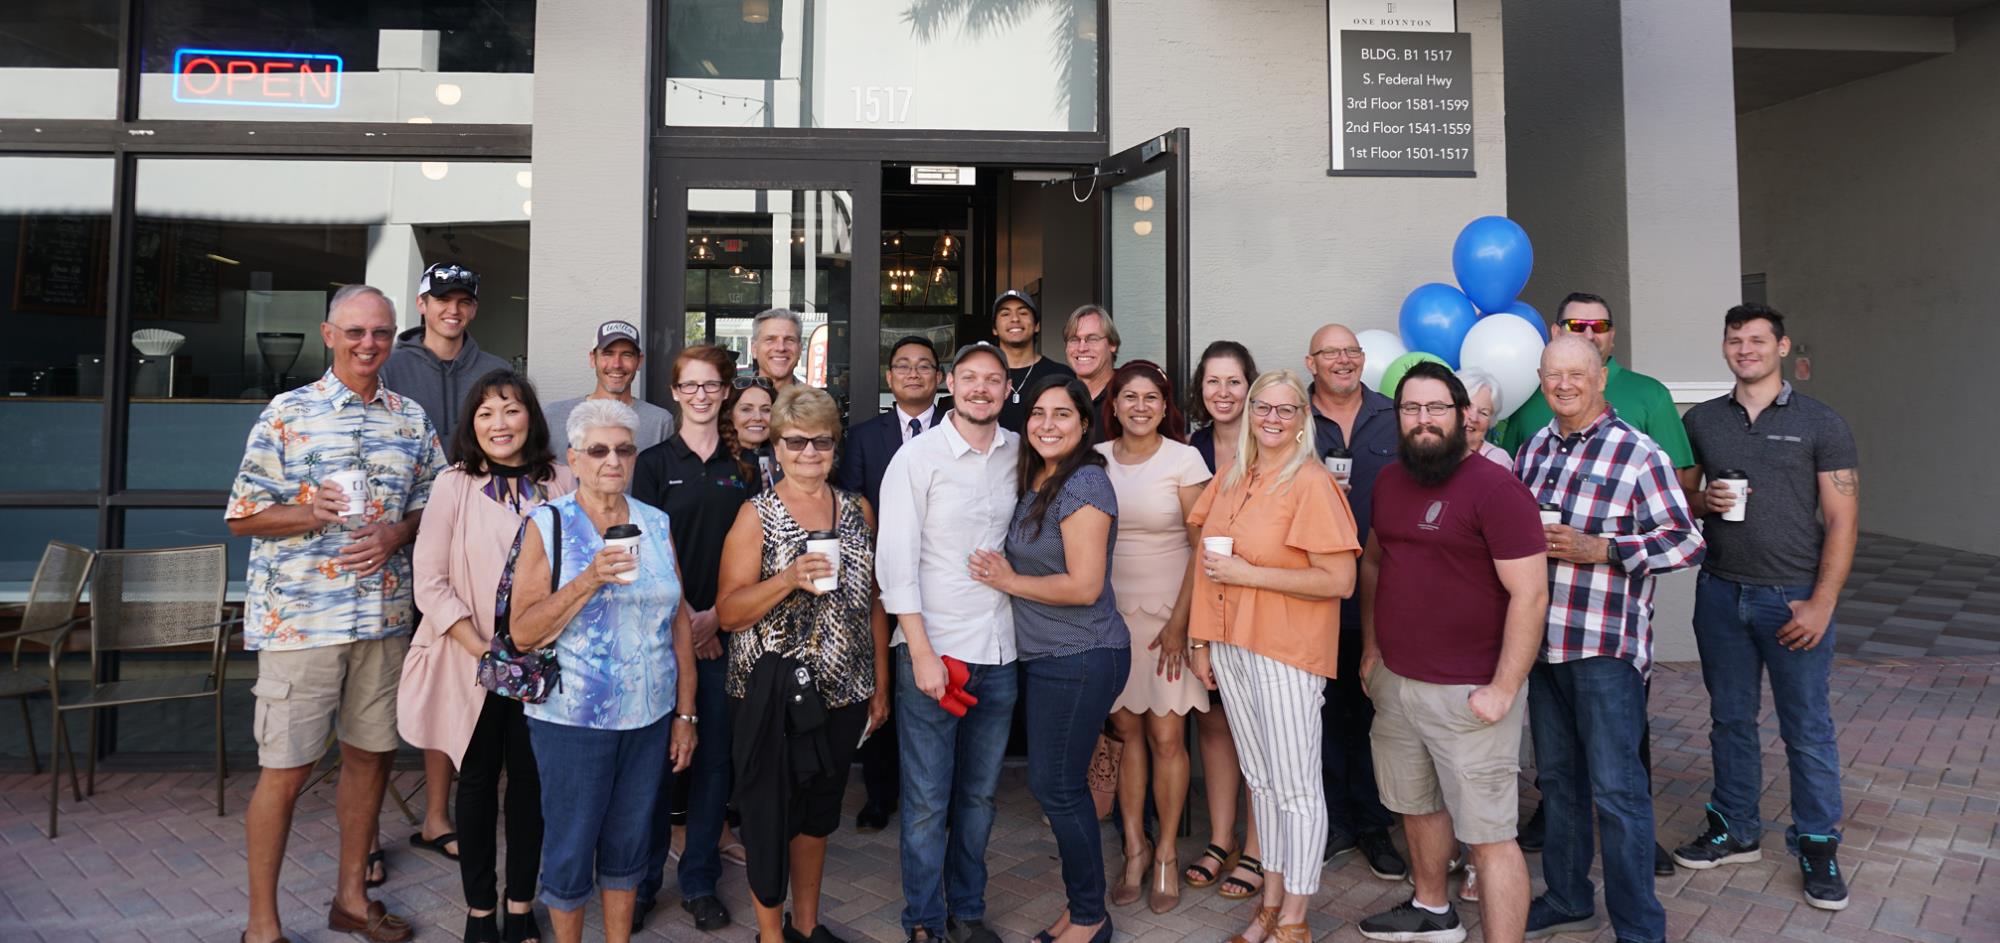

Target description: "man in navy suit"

left=838, top=334, right=945, bottom=831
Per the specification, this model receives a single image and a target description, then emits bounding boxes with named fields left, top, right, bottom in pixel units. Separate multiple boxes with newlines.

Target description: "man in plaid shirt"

left=1510, top=336, right=1704, bottom=943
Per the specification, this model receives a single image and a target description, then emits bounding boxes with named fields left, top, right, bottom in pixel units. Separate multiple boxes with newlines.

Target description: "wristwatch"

left=674, top=713, right=698, bottom=726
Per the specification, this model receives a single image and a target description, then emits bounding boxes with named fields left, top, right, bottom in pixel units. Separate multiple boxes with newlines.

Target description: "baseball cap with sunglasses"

left=418, top=262, right=480, bottom=299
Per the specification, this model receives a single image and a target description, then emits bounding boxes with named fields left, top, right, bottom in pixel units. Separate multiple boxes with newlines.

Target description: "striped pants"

left=1212, top=642, right=1329, bottom=895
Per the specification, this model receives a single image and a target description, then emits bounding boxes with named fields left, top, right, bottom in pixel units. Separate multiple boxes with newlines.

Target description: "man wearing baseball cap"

left=381, top=261, right=512, bottom=442
left=543, top=320, right=675, bottom=461
left=990, top=289, right=1074, bottom=434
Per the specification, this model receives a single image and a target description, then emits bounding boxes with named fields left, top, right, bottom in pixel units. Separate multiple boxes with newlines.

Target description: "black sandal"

left=1218, top=854, right=1265, bottom=900
left=409, top=830, right=461, bottom=861
left=364, top=849, right=387, bottom=888
left=1184, top=842, right=1240, bottom=889
left=502, top=907, right=541, bottom=943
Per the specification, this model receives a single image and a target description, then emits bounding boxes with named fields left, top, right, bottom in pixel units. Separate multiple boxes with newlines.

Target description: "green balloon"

left=1378, top=351, right=1449, bottom=398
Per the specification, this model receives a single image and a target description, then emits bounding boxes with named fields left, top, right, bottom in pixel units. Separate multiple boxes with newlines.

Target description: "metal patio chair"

left=45, top=544, right=237, bottom=838
left=0, top=541, right=94, bottom=784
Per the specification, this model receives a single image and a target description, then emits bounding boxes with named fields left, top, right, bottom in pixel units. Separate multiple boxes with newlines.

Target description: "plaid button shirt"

left=1513, top=407, right=1704, bottom=674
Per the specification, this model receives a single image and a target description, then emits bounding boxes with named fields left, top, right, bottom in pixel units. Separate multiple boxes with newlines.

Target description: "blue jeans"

left=1025, top=647, right=1128, bottom=926
left=635, top=653, right=731, bottom=904
left=527, top=714, right=670, bottom=912
left=895, top=645, right=1018, bottom=935
left=1529, top=657, right=1664, bottom=943
left=1692, top=571, right=1843, bottom=849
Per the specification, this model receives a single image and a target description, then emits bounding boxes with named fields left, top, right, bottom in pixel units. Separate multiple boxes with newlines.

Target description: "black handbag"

left=478, top=505, right=563, bottom=703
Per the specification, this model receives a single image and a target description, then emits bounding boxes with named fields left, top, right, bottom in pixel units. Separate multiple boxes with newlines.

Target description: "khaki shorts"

left=1368, top=661, right=1525, bottom=845
left=252, top=636, right=409, bottom=769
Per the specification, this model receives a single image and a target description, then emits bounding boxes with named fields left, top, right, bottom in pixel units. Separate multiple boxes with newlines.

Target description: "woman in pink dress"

left=1094, top=360, right=1213, bottom=914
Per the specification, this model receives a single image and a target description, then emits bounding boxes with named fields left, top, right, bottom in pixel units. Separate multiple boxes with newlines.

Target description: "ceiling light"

left=742, top=0, right=770, bottom=24
left=520, top=199, right=532, bottom=217
left=407, top=116, right=433, bottom=124
left=1133, top=195, right=1154, bottom=212
left=421, top=162, right=449, bottom=180
left=1132, top=220, right=1153, bottom=237
left=434, top=83, right=463, bottom=106
left=515, top=170, right=532, bottom=189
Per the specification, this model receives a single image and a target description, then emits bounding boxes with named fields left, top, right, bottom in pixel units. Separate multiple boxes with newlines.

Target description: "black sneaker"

left=682, top=894, right=733, bottom=931
left=1672, top=804, right=1762, bottom=870
left=1324, top=824, right=1359, bottom=863
left=1798, top=835, right=1850, bottom=911
left=1359, top=829, right=1410, bottom=881
left=855, top=802, right=892, bottom=833
left=1357, top=898, right=1467, bottom=942
left=1654, top=841, right=1677, bottom=876
left=629, top=897, right=656, bottom=935
left=1517, top=804, right=1545, bottom=852
left=1523, top=895, right=1601, bottom=940
left=946, top=917, right=1001, bottom=943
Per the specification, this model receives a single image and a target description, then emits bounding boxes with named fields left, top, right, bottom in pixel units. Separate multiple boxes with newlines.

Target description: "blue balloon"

left=1398, top=282, right=1479, bottom=368
left=1484, top=299, right=1547, bottom=336
left=1453, top=216, right=1534, bottom=314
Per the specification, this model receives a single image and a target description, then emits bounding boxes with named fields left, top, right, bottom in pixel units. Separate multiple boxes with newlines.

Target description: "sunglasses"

left=580, top=443, right=639, bottom=460
left=733, top=376, right=775, bottom=391
left=423, top=263, right=480, bottom=294
left=1560, top=318, right=1614, bottom=335
left=779, top=435, right=836, bottom=453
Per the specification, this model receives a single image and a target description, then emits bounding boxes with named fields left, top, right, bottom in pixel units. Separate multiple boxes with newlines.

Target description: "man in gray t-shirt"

left=1671, top=304, right=1858, bottom=914
left=544, top=320, right=675, bottom=462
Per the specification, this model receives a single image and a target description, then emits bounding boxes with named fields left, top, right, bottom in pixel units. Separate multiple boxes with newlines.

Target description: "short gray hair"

left=1456, top=367, right=1501, bottom=404
left=752, top=308, right=803, bottom=339
left=328, top=284, right=396, bottom=321
left=566, top=398, right=639, bottom=451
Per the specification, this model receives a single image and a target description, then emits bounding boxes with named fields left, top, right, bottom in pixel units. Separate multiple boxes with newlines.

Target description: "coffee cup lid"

left=604, top=523, right=642, bottom=539
left=805, top=529, right=838, bottom=540
left=1323, top=447, right=1350, bottom=458
left=1715, top=469, right=1748, bottom=479
left=1539, top=502, right=1562, bottom=511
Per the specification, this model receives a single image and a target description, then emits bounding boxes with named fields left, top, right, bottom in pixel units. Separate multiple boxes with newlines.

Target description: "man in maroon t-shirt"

left=1356, top=362, right=1549, bottom=943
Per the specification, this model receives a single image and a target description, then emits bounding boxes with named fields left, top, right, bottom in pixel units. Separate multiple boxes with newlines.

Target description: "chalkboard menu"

left=1330, top=30, right=1475, bottom=177
left=13, top=217, right=104, bottom=314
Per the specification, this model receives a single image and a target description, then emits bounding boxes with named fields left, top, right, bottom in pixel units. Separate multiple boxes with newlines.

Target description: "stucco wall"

left=1109, top=0, right=1510, bottom=375
left=1738, top=7, right=2000, bottom=555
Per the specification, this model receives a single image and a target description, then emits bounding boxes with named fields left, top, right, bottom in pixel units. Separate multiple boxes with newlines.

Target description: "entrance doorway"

left=650, top=129, right=1187, bottom=420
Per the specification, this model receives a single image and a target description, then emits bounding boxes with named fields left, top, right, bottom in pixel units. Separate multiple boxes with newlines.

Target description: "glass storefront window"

left=686, top=188, right=853, bottom=399
left=138, top=0, right=536, bottom=124
left=123, top=508, right=251, bottom=583
left=0, top=0, right=120, bottom=119
left=0, top=508, right=97, bottom=586
left=1108, top=175, right=1167, bottom=369
left=0, top=157, right=113, bottom=491
left=125, top=157, right=531, bottom=491
left=664, top=0, right=1097, bottom=133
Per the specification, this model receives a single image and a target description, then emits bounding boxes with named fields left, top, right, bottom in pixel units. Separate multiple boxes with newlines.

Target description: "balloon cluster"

left=1359, top=217, right=1547, bottom=418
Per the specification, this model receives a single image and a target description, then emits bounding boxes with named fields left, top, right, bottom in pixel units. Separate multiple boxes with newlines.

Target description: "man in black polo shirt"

left=1304, top=322, right=1407, bottom=880
left=1673, top=304, right=1858, bottom=912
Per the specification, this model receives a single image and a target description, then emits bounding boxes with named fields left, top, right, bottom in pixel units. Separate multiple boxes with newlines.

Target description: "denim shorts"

left=527, top=714, right=671, bottom=911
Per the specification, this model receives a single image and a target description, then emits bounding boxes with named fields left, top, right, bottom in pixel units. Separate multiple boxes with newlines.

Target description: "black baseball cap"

left=593, top=320, right=641, bottom=352
left=991, top=289, right=1038, bottom=319
left=952, top=341, right=1007, bottom=373
left=418, top=262, right=479, bottom=299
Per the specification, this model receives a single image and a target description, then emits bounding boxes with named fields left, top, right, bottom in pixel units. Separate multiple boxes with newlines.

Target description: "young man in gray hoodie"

left=379, top=262, right=511, bottom=445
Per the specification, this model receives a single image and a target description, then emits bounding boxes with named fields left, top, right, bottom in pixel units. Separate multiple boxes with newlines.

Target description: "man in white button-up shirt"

left=876, top=342, right=1019, bottom=943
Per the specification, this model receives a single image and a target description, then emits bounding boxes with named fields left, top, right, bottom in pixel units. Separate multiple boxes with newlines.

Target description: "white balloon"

left=1355, top=329, right=1408, bottom=390
left=1457, top=314, right=1546, bottom=418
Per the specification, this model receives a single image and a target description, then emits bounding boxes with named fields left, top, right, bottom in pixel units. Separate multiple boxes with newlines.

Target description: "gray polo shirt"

left=1683, top=382, right=1857, bottom=587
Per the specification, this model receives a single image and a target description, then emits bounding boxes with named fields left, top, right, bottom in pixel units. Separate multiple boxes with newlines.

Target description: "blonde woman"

left=1187, top=370, right=1362, bottom=943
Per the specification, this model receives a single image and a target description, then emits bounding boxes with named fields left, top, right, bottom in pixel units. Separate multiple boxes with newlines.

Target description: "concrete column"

left=529, top=0, right=650, bottom=396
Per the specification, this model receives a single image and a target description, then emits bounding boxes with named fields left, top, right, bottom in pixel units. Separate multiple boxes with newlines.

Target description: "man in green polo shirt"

left=1496, top=292, right=1693, bottom=469
left=1497, top=291, right=1691, bottom=880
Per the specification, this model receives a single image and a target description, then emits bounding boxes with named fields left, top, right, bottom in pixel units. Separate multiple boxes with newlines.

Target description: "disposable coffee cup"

left=1202, top=536, right=1235, bottom=558
left=1715, top=470, right=1750, bottom=523
left=804, top=530, right=841, bottom=592
left=1322, top=447, right=1353, bottom=486
left=1539, top=502, right=1563, bottom=526
left=325, top=469, right=366, bottom=517
left=603, top=523, right=642, bottom=583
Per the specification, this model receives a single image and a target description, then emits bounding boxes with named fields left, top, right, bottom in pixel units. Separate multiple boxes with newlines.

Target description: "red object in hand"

left=939, top=655, right=980, bottom=717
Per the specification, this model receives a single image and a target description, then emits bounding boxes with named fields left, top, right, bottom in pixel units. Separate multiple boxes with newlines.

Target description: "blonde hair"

left=770, top=384, right=843, bottom=444
left=1226, top=369, right=1316, bottom=493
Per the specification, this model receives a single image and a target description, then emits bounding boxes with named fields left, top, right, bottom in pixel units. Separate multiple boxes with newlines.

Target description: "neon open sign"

left=173, top=48, right=344, bottom=109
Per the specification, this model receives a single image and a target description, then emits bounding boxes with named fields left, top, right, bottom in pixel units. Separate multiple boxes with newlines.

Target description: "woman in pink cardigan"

left=401, top=370, right=575, bottom=943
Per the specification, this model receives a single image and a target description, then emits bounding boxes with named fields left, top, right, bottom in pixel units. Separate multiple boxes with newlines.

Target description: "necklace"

left=1008, top=356, right=1041, bottom=404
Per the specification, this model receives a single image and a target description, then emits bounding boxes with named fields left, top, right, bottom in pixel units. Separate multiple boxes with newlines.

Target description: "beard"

left=1399, top=422, right=1468, bottom=487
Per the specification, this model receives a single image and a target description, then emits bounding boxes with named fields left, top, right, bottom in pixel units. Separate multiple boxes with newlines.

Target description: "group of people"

left=227, top=267, right=1858, bottom=943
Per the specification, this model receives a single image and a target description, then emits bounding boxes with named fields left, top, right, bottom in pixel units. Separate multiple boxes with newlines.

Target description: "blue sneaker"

left=1672, top=804, right=1762, bottom=870
left=1798, top=834, right=1850, bottom=911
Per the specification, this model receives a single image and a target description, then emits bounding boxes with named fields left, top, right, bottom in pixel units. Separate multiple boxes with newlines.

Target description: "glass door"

left=652, top=158, right=881, bottom=418
left=1095, top=128, right=1189, bottom=387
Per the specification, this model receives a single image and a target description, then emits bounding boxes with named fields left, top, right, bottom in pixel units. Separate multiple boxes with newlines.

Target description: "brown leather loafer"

left=328, top=899, right=414, bottom=942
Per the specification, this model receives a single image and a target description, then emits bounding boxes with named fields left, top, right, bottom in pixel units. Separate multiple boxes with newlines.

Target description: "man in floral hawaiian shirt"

left=226, top=284, right=445, bottom=943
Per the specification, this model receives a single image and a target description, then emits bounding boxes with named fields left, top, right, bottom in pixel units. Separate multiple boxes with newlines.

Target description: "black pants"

left=858, top=689, right=900, bottom=811
left=456, top=692, right=543, bottom=911
left=1322, top=621, right=1393, bottom=835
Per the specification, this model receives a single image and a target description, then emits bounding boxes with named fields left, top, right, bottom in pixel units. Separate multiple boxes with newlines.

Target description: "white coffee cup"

left=1539, top=503, right=1563, bottom=526
left=1202, top=536, right=1235, bottom=557
left=325, top=469, right=366, bottom=517
left=1715, top=471, right=1750, bottom=523
left=1322, top=448, right=1353, bottom=488
left=804, top=531, right=841, bottom=592
left=603, top=523, right=642, bottom=583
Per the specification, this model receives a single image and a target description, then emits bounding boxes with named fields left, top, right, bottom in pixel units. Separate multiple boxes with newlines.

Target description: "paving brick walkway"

left=3, top=654, right=1996, bottom=942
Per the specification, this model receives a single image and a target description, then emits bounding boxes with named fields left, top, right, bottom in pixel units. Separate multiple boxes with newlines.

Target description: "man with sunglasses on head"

left=381, top=262, right=512, bottom=444
left=1493, top=292, right=1691, bottom=875
left=545, top=320, right=675, bottom=463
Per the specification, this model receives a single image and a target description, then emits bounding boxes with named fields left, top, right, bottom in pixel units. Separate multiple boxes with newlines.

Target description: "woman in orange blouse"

left=1187, top=369, right=1361, bottom=943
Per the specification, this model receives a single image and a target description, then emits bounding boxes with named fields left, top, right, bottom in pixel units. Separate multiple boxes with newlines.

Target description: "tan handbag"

left=1087, top=730, right=1125, bottom=821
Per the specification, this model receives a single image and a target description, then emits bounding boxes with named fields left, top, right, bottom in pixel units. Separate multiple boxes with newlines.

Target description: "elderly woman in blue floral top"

left=508, top=399, right=698, bottom=943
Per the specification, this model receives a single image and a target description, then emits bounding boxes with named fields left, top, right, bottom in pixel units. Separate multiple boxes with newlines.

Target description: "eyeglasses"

left=1311, top=346, right=1365, bottom=361
left=779, top=435, right=836, bottom=453
left=1559, top=318, right=1614, bottom=335
left=673, top=380, right=725, bottom=395
left=338, top=327, right=396, bottom=343
left=580, top=443, right=639, bottom=460
left=1398, top=402, right=1458, bottom=418
left=1249, top=400, right=1302, bottom=420
left=733, top=376, right=776, bottom=391
left=890, top=361, right=938, bottom=377
left=1539, top=370, right=1595, bottom=385
left=1065, top=334, right=1110, bottom=347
